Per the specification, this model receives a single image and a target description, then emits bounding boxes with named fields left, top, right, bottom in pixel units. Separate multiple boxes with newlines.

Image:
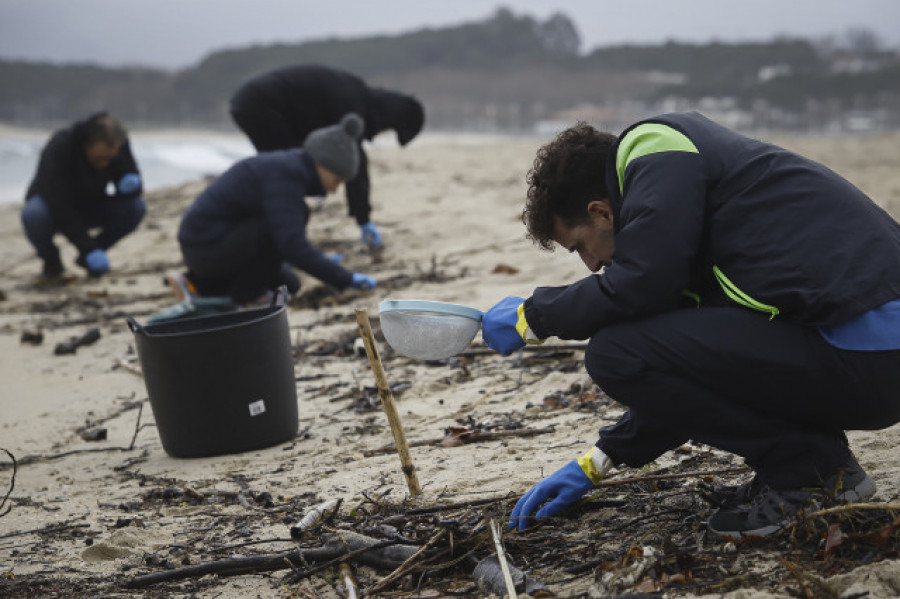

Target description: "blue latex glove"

left=482, top=296, right=526, bottom=356
left=360, top=222, right=383, bottom=247
left=84, top=249, right=110, bottom=274
left=328, top=253, right=344, bottom=263
left=509, top=460, right=594, bottom=531
left=117, top=173, right=142, bottom=195
left=350, top=272, right=376, bottom=289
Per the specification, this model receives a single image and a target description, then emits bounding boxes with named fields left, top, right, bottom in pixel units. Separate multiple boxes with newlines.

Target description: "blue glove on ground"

left=84, top=249, right=110, bottom=274
left=117, top=173, right=142, bottom=195
left=350, top=273, right=376, bottom=289
left=482, top=296, right=526, bottom=356
left=360, top=222, right=383, bottom=247
left=509, top=459, right=595, bottom=531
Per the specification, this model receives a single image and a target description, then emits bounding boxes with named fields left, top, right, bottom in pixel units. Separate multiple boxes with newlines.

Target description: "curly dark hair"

left=523, top=122, right=616, bottom=250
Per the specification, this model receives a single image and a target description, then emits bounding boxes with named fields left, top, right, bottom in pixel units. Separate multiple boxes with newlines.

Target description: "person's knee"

left=108, top=196, right=146, bottom=236
left=21, top=195, right=52, bottom=225
left=584, top=327, right=649, bottom=391
left=21, top=196, right=54, bottom=237
left=125, top=196, right=147, bottom=230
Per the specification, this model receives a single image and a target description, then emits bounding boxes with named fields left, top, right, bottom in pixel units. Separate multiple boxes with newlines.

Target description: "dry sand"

left=1, top=131, right=899, bottom=597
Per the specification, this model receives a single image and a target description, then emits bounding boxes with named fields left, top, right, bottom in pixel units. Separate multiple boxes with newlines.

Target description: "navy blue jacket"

left=26, top=113, right=142, bottom=255
left=525, top=112, right=900, bottom=339
left=178, top=149, right=354, bottom=290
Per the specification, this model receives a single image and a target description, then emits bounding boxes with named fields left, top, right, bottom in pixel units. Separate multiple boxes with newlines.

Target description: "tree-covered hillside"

left=1, top=8, right=898, bottom=132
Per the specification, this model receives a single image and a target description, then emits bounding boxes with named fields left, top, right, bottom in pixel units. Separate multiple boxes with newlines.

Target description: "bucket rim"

left=133, top=303, right=286, bottom=338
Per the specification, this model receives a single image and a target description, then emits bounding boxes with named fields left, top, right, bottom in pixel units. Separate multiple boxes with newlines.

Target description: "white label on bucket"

left=248, top=399, right=266, bottom=416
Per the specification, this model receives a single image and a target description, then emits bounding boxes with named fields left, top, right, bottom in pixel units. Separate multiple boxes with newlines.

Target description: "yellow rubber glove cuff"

left=515, top=302, right=545, bottom=345
left=576, top=447, right=611, bottom=485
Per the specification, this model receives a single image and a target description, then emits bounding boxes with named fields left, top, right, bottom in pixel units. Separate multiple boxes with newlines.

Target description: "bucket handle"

left=272, top=285, right=289, bottom=308
left=126, top=315, right=144, bottom=335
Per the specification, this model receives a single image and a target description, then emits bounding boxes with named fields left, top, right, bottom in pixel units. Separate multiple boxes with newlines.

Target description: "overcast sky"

left=1, top=0, right=899, bottom=70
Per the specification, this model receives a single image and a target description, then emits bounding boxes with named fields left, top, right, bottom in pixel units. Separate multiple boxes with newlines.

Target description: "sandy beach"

left=1, top=131, right=899, bottom=598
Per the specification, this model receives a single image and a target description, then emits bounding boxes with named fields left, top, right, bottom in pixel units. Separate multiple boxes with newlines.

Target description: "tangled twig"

left=0, top=448, right=15, bottom=517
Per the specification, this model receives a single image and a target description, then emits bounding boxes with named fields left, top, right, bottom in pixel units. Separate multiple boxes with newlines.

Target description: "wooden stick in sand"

left=355, top=308, right=422, bottom=497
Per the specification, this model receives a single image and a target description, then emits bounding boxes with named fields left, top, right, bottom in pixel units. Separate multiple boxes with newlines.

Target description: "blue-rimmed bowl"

left=378, top=299, right=483, bottom=360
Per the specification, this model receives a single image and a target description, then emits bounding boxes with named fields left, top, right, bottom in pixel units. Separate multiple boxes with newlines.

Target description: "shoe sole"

left=708, top=475, right=876, bottom=539
left=164, top=273, right=196, bottom=302
left=835, top=474, right=876, bottom=502
left=708, top=519, right=786, bottom=539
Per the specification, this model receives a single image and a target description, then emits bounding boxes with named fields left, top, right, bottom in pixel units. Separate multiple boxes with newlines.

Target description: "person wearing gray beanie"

left=172, top=111, right=377, bottom=311
left=304, top=113, right=365, bottom=182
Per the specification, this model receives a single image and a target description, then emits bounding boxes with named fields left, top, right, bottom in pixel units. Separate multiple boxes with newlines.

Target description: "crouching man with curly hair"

left=481, top=112, right=900, bottom=538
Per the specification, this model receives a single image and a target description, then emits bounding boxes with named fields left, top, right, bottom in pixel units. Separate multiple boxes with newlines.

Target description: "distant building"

left=534, top=104, right=639, bottom=135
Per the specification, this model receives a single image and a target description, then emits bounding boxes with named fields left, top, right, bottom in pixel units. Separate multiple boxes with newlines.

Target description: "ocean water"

left=0, top=129, right=255, bottom=204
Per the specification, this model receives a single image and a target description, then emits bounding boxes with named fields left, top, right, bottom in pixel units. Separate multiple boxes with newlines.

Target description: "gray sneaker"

left=705, top=474, right=764, bottom=509
left=707, top=465, right=875, bottom=538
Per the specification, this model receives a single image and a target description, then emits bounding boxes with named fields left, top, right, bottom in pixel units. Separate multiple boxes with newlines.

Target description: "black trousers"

left=180, top=219, right=299, bottom=304
left=585, top=307, right=900, bottom=489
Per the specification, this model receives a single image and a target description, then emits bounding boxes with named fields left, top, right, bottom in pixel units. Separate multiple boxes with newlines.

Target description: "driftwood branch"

left=489, top=519, right=518, bottom=598
left=0, top=521, right=89, bottom=540
left=804, top=502, right=900, bottom=519
left=1, top=448, right=17, bottom=518
left=405, top=495, right=519, bottom=515
left=778, top=556, right=838, bottom=599
left=355, top=308, right=421, bottom=497
left=0, top=446, right=135, bottom=469
left=594, top=466, right=749, bottom=489
left=340, top=562, right=359, bottom=599
left=127, top=402, right=145, bottom=450
left=126, top=545, right=340, bottom=588
left=366, top=528, right=447, bottom=595
left=115, top=358, right=144, bottom=377
left=457, top=343, right=588, bottom=357
left=1, top=403, right=149, bottom=470
left=126, top=531, right=418, bottom=589
left=363, top=426, right=557, bottom=457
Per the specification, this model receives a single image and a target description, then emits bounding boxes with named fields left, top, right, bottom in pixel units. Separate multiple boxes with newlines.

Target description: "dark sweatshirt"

left=178, top=149, right=354, bottom=290
left=26, top=113, right=142, bottom=255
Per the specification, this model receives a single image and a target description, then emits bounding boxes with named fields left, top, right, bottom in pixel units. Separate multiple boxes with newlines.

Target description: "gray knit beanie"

left=303, top=113, right=365, bottom=180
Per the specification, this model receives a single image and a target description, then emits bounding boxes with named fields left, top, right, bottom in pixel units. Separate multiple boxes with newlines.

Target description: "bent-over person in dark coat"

left=229, top=64, right=425, bottom=250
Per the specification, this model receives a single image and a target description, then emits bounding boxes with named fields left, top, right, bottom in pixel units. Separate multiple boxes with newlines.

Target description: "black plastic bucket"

left=127, top=290, right=298, bottom=458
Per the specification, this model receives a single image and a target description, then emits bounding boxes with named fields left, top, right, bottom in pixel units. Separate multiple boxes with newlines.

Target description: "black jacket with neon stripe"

left=523, top=111, right=900, bottom=340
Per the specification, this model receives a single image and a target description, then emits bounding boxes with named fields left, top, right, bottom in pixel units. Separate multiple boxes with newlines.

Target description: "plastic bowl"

left=378, top=299, right=483, bottom=360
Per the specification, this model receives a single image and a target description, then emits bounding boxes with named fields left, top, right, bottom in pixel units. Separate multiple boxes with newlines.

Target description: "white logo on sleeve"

left=248, top=400, right=267, bottom=416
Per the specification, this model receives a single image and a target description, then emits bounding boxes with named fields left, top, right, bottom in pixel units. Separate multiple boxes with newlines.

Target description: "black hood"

left=368, top=89, right=425, bottom=146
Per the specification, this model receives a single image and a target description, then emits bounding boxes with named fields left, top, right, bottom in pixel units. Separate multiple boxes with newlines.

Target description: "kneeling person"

left=21, top=112, right=146, bottom=281
left=176, top=113, right=377, bottom=305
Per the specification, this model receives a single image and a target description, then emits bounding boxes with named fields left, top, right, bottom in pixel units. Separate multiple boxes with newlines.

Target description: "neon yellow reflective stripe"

left=577, top=447, right=603, bottom=485
left=615, top=123, right=699, bottom=194
left=712, top=265, right=780, bottom=320
left=515, top=302, right=544, bottom=345
left=681, top=289, right=701, bottom=307
left=515, top=302, right=529, bottom=340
